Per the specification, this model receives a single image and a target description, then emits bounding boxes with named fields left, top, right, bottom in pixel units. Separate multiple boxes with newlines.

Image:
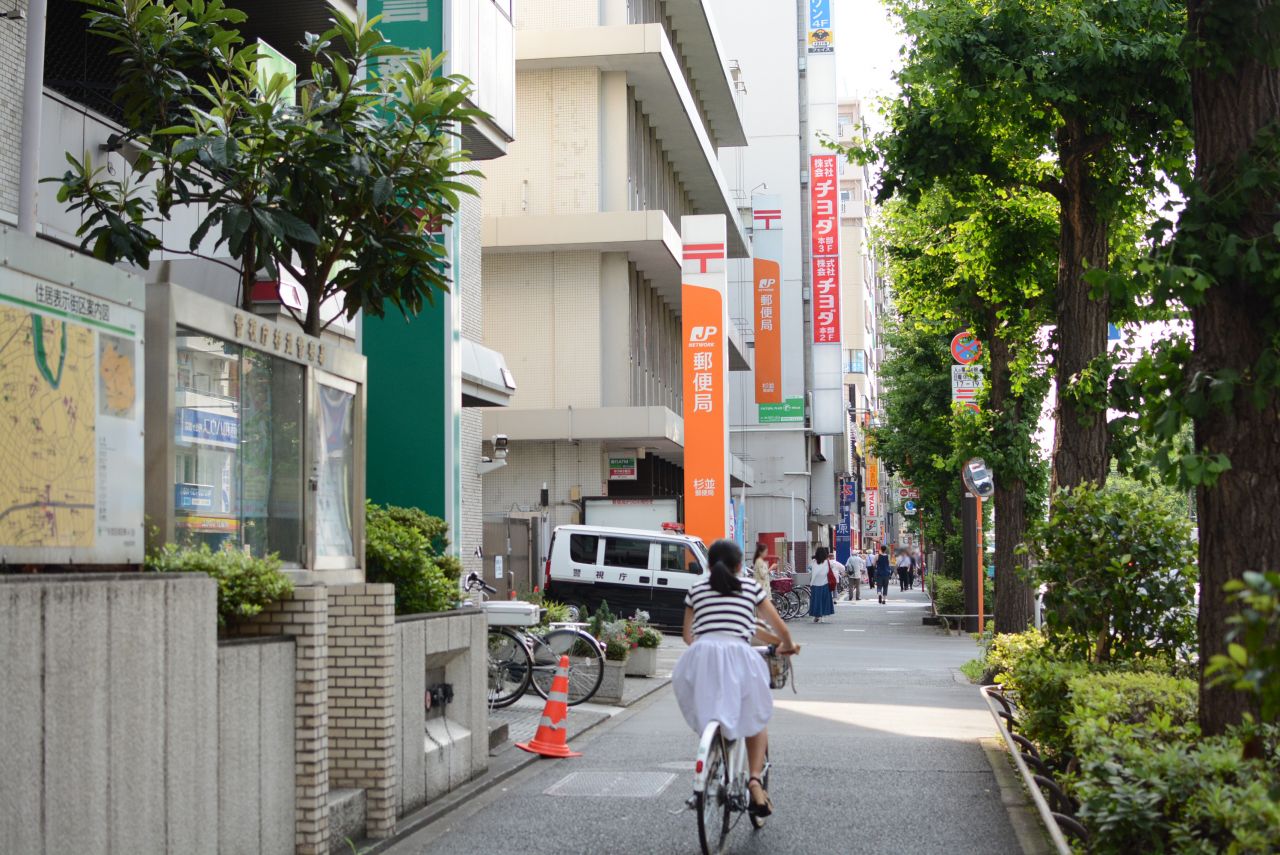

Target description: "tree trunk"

left=303, top=284, right=322, bottom=337
left=1186, top=0, right=1280, bottom=736
left=988, top=329, right=1036, bottom=632
left=939, top=489, right=956, bottom=576
left=1050, top=117, right=1111, bottom=496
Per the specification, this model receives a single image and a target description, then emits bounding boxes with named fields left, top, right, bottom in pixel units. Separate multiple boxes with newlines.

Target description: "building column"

left=599, top=252, right=632, bottom=406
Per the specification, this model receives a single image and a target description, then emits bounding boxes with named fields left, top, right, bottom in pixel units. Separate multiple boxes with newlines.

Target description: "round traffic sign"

left=951, top=332, right=982, bottom=365
left=962, top=401, right=981, bottom=414
left=904, top=500, right=917, bottom=512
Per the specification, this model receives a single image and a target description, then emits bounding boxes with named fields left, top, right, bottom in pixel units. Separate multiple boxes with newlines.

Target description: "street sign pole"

left=962, top=492, right=980, bottom=633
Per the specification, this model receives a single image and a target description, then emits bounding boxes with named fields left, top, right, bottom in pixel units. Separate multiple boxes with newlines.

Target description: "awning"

left=462, top=338, right=517, bottom=407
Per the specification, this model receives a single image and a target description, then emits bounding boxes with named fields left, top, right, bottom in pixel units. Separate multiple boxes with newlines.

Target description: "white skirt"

left=672, top=634, right=774, bottom=741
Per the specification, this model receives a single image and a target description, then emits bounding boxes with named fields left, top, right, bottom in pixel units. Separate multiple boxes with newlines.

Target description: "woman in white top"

left=673, top=539, right=799, bottom=817
left=806, top=546, right=838, bottom=623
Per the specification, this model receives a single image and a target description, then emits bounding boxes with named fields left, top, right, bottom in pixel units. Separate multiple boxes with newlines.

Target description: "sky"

left=833, top=0, right=902, bottom=134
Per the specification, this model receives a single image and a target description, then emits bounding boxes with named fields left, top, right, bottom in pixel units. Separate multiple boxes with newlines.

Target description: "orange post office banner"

left=681, top=215, right=729, bottom=545
left=753, top=257, right=782, bottom=403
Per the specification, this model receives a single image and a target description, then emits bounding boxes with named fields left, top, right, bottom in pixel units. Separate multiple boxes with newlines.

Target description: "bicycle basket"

left=770, top=576, right=793, bottom=594
left=764, top=652, right=790, bottom=690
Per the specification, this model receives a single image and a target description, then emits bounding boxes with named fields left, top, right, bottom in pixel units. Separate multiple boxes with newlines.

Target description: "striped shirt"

left=685, top=578, right=767, bottom=641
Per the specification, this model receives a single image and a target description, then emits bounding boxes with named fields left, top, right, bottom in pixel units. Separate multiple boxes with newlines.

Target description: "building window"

left=174, top=328, right=306, bottom=564
left=603, top=537, right=652, bottom=570
left=844, top=349, right=867, bottom=374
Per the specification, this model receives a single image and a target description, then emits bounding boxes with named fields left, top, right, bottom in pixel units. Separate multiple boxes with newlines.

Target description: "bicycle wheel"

left=696, top=729, right=731, bottom=855
left=487, top=627, right=531, bottom=709
left=749, top=751, right=771, bottom=830
left=529, top=628, right=605, bottom=705
left=779, top=590, right=799, bottom=620
left=769, top=591, right=792, bottom=620
left=795, top=586, right=811, bottom=615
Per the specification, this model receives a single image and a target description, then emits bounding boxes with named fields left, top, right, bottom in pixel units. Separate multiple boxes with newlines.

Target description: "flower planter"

left=595, top=658, right=628, bottom=704
left=625, top=646, right=658, bottom=677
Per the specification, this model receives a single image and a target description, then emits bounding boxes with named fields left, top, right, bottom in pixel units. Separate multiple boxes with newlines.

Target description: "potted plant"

left=595, top=636, right=631, bottom=704
left=625, top=611, right=662, bottom=677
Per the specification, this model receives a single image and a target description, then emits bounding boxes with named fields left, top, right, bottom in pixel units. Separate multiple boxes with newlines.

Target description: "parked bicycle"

left=465, top=574, right=606, bottom=709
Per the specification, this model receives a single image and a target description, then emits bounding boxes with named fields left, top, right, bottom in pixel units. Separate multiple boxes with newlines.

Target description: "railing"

left=979, top=685, right=1085, bottom=854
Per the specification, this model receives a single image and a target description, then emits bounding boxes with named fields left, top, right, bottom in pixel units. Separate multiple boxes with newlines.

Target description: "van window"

left=603, top=537, right=652, bottom=570
left=660, top=543, right=702, bottom=574
left=569, top=534, right=599, bottom=564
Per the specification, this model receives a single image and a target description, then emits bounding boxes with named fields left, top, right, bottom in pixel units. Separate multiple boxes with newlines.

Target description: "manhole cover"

left=544, top=771, right=676, bottom=798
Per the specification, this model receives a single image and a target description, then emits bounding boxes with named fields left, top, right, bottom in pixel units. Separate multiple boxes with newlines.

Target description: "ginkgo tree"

left=875, top=184, right=1056, bottom=631
left=853, top=0, right=1191, bottom=496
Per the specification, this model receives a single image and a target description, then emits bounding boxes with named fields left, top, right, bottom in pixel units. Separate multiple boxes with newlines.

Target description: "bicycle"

left=465, top=574, right=606, bottom=708
left=689, top=644, right=793, bottom=855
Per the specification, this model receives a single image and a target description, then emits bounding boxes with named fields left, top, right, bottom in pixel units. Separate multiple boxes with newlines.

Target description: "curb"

left=356, top=679, right=673, bottom=854
left=980, top=737, right=1055, bottom=855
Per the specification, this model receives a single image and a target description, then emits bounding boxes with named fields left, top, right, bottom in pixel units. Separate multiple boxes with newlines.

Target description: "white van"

left=543, top=524, right=710, bottom=627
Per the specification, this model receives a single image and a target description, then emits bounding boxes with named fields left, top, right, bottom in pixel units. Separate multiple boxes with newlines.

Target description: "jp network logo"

left=689, top=326, right=718, bottom=343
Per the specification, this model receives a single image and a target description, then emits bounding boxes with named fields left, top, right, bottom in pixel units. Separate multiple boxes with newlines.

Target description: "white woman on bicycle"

left=673, top=539, right=800, bottom=818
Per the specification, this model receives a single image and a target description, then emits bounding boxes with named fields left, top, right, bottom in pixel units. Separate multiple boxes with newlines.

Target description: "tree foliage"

left=56, top=0, right=485, bottom=335
left=853, top=0, right=1192, bottom=494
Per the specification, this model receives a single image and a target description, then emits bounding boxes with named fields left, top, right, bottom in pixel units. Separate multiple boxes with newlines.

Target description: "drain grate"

left=544, top=771, right=676, bottom=798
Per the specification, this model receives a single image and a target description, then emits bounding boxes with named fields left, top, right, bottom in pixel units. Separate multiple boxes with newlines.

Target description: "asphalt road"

left=385, top=586, right=1024, bottom=855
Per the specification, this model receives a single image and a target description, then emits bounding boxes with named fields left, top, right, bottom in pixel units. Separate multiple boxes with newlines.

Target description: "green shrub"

left=538, top=599, right=572, bottom=626
left=1073, top=732, right=1280, bottom=854
left=999, top=648, right=1092, bottom=767
left=1207, top=570, right=1280, bottom=726
left=588, top=600, right=616, bottom=641
left=928, top=574, right=994, bottom=623
left=1064, top=671, right=1199, bottom=758
left=983, top=629, right=1047, bottom=683
left=959, top=658, right=985, bottom=683
left=604, top=638, right=630, bottom=661
left=1024, top=481, right=1197, bottom=664
left=365, top=501, right=457, bottom=615
left=146, top=542, right=293, bottom=627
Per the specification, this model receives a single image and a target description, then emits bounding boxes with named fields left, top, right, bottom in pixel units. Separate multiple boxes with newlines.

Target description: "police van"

left=543, top=524, right=710, bottom=627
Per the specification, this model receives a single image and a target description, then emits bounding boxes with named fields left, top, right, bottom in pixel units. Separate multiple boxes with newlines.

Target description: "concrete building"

left=838, top=97, right=889, bottom=551
left=476, top=0, right=756, bottom=581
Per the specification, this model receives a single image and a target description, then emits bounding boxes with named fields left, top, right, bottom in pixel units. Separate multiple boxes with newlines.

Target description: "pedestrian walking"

left=875, top=546, right=892, bottom=604
left=908, top=551, right=918, bottom=590
left=844, top=550, right=862, bottom=601
left=807, top=546, right=838, bottom=623
left=865, top=550, right=876, bottom=588
left=896, top=551, right=911, bottom=591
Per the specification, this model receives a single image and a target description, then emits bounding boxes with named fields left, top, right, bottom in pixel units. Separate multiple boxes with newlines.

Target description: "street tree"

left=56, top=0, right=483, bottom=336
left=1106, top=1, right=1280, bottom=737
left=870, top=317, right=963, bottom=575
left=876, top=186, right=1055, bottom=631
left=857, top=0, right=1191, bottom=495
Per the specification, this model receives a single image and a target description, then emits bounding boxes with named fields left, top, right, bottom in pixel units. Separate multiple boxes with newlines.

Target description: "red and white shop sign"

left=809, top=154, right=841, bottom=344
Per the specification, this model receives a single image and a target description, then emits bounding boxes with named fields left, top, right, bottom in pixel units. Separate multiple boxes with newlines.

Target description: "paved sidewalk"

left=383, top=586, right=1033, bottom=855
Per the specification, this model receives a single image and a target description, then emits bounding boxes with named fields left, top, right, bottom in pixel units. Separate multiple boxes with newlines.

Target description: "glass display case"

left=146, top=284, right=366, bottom=582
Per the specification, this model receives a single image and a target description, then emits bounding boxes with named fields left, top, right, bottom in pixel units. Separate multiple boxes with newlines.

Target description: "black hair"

left=706, top=539, right=744, bottom=595
left=879, top=545, right=887, bottom=554
left=814, top=546, right=829, bottom=563
left=752, top=542, right=767, bottom=562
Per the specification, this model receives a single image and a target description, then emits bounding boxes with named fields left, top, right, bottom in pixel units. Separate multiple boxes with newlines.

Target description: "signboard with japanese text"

left=0, top=264, right=145, bottom=564
left=952, top=364, right=983, bottom=407
left=753, top=195, right=784, bottom=405
left=608, top=456, right=638, bottom=481
left=758, top=397, right=804, bottom=423
left=810, top=155, right=841, bottom=344
left=867, top=457, right=880, bottom=490
left=807, top=0, right=834, bottom=53
left=835, top=478, right=854, bottom=564
left=681, top=215, right=730, bottom=545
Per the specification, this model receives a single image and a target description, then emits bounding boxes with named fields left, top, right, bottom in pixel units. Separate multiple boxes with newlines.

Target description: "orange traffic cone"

left=516, top=655, right=581, bottom=758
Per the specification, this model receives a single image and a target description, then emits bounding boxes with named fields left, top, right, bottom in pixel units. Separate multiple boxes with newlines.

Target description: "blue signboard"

left=809, top=0, right=831, bottom=29
left=835, top=477, right=854, bottom=563
left=176, top=408, right=240, bottom=449
left=174, top=483, right=214, bottom=511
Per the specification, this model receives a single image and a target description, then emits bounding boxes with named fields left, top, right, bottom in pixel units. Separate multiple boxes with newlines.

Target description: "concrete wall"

left=0, top=1, right=25, bottom=219
left=394, top=610, right=489, bottom=816
left=482, top=251, right=604, bottom=410
left=217, top=638, right=297, bottom=855
left=0, top=574, right=218, bottom=855
left=484, top=68, right=601, bottom=218
left=483, top=439, right=606, bottom=524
